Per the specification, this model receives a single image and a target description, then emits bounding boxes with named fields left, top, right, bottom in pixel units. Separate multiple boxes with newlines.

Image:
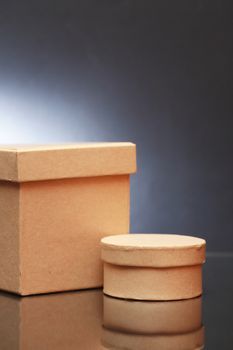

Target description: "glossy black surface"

left=203, top=256, right=233, bottom=349
left=0, top=256, right=232, bottom=349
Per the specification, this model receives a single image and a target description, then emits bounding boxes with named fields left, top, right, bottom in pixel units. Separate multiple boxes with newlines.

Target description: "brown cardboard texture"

left=0, top=289, right=103, bottom=350
left=101, top=234, right=206, bottom=300
left=0, top=143, right=136, bottom=295
left=0, top=143, right=136, bottom=182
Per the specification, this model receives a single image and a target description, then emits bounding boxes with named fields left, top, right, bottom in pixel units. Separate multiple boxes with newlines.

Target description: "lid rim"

left=0, top=142, right=136, bottom=182
left=101, top=234, right=206, bottom=250
left=101, top=234, right=206, bottom=268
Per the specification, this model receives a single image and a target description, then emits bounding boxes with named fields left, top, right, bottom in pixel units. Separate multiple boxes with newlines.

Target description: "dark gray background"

left=0, top=0, right=232, bottom=252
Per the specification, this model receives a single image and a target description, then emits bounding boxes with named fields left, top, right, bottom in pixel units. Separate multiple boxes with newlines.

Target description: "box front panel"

left=20, top=175, right=130, bottom=295
left=0, top=182, right=20, bottom=294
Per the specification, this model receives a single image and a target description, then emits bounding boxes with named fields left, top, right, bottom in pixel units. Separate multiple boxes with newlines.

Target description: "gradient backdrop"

left=0, top=1, right=232, bottom=252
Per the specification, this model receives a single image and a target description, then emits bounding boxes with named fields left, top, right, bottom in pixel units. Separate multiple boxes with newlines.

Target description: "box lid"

left=101, top=234, right=206, bottom=268
left=0, top=142, right=136, bottom=182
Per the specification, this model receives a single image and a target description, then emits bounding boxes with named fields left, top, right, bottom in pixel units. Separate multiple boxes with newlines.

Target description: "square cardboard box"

left=0, top=143, right=136, bottom=295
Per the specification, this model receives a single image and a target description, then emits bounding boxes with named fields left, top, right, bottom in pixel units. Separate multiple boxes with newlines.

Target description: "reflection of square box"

left=0, top=143, right=136, bottom=295
left=0, top=289, right=102, bottom=349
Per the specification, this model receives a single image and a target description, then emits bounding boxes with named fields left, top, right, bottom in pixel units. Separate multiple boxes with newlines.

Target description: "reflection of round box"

left=101, top=234, right=206, bottom=300
left=102, top=327, right=205, bottom=350
left=103, top=295, right=202, bottom=334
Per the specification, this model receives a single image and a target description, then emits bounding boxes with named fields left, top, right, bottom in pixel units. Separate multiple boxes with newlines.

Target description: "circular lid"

left=101, top=234, right=206, bottom=268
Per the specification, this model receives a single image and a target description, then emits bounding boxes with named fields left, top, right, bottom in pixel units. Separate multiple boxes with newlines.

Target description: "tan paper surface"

left=0, top=143, right=136, bottom=295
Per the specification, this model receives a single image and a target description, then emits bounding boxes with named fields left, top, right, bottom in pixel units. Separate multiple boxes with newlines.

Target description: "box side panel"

left=20, top=175, right=130, bottom=295
left=0, top=182, right=20, bottom=293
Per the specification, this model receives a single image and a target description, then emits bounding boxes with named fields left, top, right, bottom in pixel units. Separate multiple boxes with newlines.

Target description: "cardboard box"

left=101, top=234, right=206, bottom=300
left=0, top=289, right=103, bottom=350
left=102, top=294, right=204, bottom=350
left=0, top=143, right=136, bottom=295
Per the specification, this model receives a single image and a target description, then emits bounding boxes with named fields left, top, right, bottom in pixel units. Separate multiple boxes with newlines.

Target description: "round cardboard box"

left=101, top=234, right=206, bottom=300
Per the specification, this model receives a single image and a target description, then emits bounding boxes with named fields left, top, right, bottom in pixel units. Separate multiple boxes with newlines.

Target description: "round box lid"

left=101, top=234, right=206, bottom=268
